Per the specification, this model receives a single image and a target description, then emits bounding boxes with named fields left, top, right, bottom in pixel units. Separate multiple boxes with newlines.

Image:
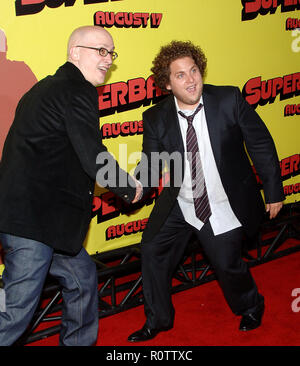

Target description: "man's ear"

left=69, top=46, right=80, bottom=62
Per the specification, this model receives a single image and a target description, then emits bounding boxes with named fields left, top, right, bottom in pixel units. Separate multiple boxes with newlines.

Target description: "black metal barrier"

left=9, top=202, right=300, bottom=344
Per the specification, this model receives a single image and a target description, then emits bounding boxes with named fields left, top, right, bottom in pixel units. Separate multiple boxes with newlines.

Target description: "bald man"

left=0, top=26, right=141, bottom=346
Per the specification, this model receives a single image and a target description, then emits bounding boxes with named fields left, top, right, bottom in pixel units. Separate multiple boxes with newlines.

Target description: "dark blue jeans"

left=0, top=233, right=98, bottom=346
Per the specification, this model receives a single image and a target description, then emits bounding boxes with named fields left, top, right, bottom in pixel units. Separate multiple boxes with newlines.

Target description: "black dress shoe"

left=239, top=305, right=265, bottom=331
left=128, top=324, right=171, bottom=342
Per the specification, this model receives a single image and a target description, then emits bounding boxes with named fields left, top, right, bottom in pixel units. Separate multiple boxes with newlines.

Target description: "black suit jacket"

left=0, top=62, right=136, bottom=255
left=138, top=84, right=285, bottom=243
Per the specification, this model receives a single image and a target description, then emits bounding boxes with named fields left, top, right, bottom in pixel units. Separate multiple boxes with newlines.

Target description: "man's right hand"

left=132, top=178, right=143, bottom=203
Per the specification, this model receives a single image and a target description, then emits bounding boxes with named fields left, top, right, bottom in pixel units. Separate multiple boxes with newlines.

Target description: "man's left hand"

left=266, top=201, right=284, bottom=219
left=132, top=177, right=143, bottom=203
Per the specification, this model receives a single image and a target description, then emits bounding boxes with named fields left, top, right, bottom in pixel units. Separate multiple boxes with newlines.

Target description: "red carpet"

left=28, top=246, right=300, bottom=347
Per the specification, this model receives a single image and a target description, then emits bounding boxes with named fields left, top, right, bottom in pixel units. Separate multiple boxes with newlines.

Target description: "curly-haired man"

left=128, top=41, right=284, bottom=342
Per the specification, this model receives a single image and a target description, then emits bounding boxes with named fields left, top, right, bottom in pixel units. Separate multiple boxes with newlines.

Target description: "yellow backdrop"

left=0, top=0, right=299, bottom=260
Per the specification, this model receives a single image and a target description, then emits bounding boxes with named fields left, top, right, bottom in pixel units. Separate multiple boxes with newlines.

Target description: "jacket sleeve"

left=235, top=87, right=285, bottom=203
left=134, top=110, right=163, bottom=198
left=65, top=85, right=136, bottom=203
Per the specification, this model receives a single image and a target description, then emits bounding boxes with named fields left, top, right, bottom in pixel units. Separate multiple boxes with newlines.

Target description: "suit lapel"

left=202, top=86, right=222, bottom=170
left=164, top=96, right=184, bottom=154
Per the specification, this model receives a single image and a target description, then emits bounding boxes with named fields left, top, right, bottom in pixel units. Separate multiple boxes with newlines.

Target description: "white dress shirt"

left=175, top=96, right=241, bottom=235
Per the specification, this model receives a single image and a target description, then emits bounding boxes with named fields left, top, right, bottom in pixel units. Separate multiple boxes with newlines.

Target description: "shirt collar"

left=174, top=95, right=204, bottom=116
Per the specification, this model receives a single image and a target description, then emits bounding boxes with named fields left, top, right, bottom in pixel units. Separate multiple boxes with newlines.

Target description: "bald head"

left=67, top=26, right=113, bottom=60
left=67, top=26, right=115, bottom=86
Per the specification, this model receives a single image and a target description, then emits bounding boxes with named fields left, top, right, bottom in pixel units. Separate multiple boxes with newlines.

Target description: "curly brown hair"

left=151, top=41, right=207, bottom=91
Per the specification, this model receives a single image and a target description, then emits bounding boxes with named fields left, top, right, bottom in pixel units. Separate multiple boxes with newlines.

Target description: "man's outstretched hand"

left=266, top=201, right=283, bottom=219
left=132, top=177, right=143, bottom=203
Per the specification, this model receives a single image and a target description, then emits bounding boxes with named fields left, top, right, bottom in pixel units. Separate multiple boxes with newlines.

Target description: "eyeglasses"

left=76, top=46, right=118, bottom=60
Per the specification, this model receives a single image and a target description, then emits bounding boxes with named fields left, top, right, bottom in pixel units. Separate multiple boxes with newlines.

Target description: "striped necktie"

left=178, top=103, right=211, bottom=223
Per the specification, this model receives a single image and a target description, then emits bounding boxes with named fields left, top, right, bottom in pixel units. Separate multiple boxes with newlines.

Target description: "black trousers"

left=141, top=201, right=264, bottom=330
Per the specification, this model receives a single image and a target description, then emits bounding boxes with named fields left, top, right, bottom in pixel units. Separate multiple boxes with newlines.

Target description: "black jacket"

left=138, top=85, right=285, bottom=243
left=0, top=62, right=136, bottom=255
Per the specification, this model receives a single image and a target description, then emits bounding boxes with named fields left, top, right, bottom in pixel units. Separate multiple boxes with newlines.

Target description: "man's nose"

left=186, top=73, right=195, bottom=83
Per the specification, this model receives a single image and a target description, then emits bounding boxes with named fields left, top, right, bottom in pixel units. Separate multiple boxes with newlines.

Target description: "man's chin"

left=185, top=97, right=202, bottom=107
left=91, top=77, right=105, bottom=87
